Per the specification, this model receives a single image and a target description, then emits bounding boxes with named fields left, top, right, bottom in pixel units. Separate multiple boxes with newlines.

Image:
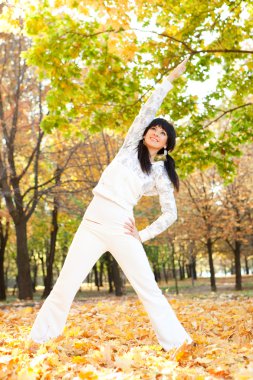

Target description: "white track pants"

left=28, top=196, right=193, bottom=350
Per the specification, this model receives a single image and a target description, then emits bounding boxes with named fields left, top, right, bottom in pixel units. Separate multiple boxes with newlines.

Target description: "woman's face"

left=143, top=125, right=168, bottom=153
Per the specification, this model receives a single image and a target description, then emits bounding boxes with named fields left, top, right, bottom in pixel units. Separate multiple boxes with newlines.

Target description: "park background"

left=0, top=0, right=253, bottom=379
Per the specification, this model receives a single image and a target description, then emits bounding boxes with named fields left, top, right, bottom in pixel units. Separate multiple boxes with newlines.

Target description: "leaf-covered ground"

left=0, top=294, right=253, bottom=379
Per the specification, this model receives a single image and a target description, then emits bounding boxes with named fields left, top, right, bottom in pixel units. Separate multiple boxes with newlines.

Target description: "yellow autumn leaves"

left=0, top=294, right=253, bottom=379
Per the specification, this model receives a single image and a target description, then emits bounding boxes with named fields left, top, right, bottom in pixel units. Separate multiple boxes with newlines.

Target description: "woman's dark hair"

left=137, top=118, right=179, bottom=192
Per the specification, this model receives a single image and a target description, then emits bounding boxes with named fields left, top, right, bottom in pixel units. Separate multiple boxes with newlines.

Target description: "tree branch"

left=203, top=103, right=253, bottom=129
left=63, top=27, right=253, bottom=55
left=17, top=128, right=45, bottom=182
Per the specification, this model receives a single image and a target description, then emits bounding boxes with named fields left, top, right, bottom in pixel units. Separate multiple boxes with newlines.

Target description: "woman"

left=28, top=57, right=193, bottom=351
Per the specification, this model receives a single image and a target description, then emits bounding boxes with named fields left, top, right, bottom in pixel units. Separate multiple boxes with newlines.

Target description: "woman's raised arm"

left=120, top=57, right=190, bottom=151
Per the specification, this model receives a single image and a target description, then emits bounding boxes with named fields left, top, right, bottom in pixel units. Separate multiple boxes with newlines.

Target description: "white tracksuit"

left=28, top=76, right=193, bottom=350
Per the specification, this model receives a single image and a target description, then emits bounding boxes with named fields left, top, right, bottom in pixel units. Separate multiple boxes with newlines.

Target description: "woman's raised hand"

left=168, top=56, right=190, bottom=82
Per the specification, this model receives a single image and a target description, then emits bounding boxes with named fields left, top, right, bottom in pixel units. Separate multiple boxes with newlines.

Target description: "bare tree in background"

left=0, top=33, right=79, bottom=299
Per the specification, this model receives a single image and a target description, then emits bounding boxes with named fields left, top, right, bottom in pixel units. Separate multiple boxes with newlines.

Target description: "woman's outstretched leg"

left=28, top=220, right=106, bottom=343
left=109, top=234, right=193, bottom=351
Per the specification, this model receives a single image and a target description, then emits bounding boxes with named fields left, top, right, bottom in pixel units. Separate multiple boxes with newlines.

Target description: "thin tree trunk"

left=190, top=256, right=195, bottom=287
left=42, top=166, right=61, bottom=298
left=105, top=252, right=114, bottom=293
left=0, top=253, right=6, bottom=300
left=244, top=255, right=249, bottom=275
left=112, top=257, right=123, bottom=296
left=32, top=263, right=38, bottom=293
left=178, top=260, right=185, bottom=280
left=162, top=263, right=168, bottom=283
left=234, top=240, right=242, bottom=290
left=207, top=238, right=216, bottom=292
left=4, top=265, right=9, bottom=292
left=192, top=257, right=197, bottom=279
left=230, top=259, right=235, bottom=274
left=153, top=264, right=160, bottom=282
left=171, top=243, right=178, bottom=295
left=0, top=219, right=9, bottom=300
left=93, top=263, right=100, bottom=291
left=39, top=253, right=46, bottom=286
left=30, top=250, right=38, bottom=292
left=15, top=220, right=33, bottom=299
left=99, top=261, right=104, bottom=287
left=185, top=264, right=191, bottom=278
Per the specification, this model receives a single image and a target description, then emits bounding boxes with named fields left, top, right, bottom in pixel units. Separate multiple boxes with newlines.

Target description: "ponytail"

left=164, top=153, right=179, bottom=192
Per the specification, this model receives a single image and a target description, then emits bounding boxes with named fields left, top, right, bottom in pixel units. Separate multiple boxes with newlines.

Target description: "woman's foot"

left=161, top=340, right=198, bottom=353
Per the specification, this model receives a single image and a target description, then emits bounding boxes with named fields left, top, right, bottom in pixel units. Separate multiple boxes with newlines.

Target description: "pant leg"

left=109, top=234, right=193, bottom=351
left=28, top=220, right=107, bottom=343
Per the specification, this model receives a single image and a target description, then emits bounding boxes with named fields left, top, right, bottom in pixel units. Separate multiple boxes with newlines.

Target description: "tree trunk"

left=30, top=249, right=38, bottom=292
left=112, top=257, right=123, bottom=296
left=39, top=253, right=46, bottom=285
left=192, top=255, right=197, bottom=280
left=105, top=252, right=114, bottom=293
left=234, top=240, right=242, bottom=290
left=230, top=259, right=235, bottom=275
left=15, top=220, right=33, bottom=299
left=0, top=219, right=9, bottom=300
left=0, top=250, right=6, bottom=300
left=171, top=243, right=178, bottom=295
left=4, top=265, right=9, bottom=294
left=162, top=263, right=168, bottom=283
left=153, top=264, right=160, bottom=282
left=207, top=238, right=216, bottom=292
left=185, top=264, right=191, bottom=278
left=32, top=261, right=38, bottom=292
left=93, top=263, right=100, bottom=291
left=99, top=261, right=104, bottom=287
left=42, top=166, right=61, bottom=298
left=178, top=260, right=185, bottom=280
left=244, top=255, right=249, bottom=275
left=42, top=205, right=59, bottom=298
left=32, top=263, right=38, bottom=292
left=157, top=266, right=161, bottom=282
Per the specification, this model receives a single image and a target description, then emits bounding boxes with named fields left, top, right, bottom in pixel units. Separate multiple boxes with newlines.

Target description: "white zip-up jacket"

left=92, top=76, right=177, bottom=243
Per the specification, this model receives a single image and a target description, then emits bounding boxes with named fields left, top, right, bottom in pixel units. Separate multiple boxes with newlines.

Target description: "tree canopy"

left=11, top=0, right=251, bottom=181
